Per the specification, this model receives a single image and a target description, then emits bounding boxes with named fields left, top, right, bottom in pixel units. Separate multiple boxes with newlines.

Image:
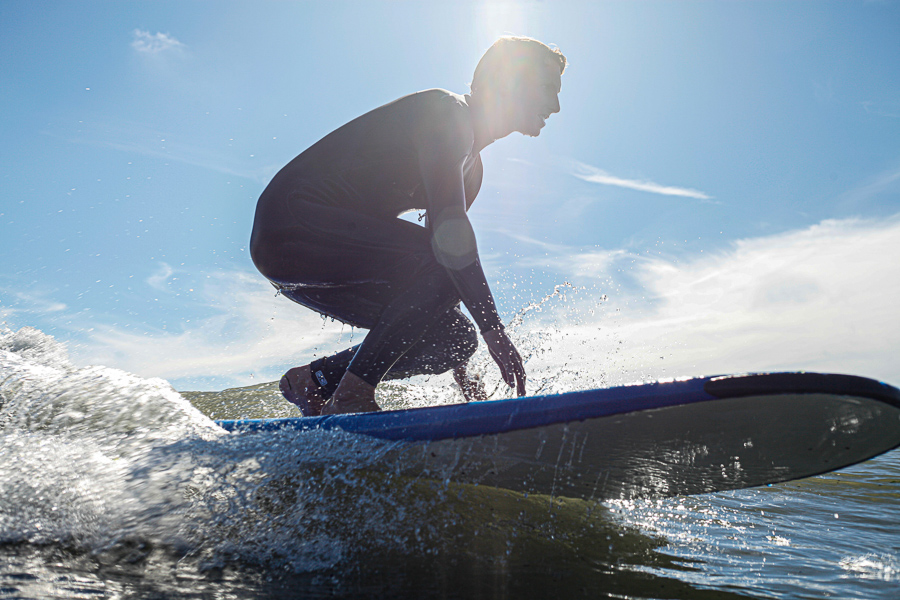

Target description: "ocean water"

left=1, top=325, right=898, bottom=599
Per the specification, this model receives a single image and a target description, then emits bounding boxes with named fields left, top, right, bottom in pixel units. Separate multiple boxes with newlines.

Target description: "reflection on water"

left=1, top=485, right=755, bottom=600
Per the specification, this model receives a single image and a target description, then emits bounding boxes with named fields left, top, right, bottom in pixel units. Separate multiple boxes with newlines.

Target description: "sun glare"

left=475, top=0, right=541, bottom=49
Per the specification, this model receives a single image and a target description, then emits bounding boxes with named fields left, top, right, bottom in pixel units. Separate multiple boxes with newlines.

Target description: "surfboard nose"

left=704, top=372, right=900, bottom=406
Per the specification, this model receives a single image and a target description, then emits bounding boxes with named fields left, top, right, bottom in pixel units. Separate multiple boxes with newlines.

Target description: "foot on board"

left=279, top=365, right=327, bottom=417
left=320, top=396, right=381, bottom=415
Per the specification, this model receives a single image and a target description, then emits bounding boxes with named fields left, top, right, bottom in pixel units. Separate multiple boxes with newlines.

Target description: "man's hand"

left=482, top=328, right=526, bottom=397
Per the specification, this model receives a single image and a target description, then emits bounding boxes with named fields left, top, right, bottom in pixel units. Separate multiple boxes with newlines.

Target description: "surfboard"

left=216, top=372, right=900, bottom=500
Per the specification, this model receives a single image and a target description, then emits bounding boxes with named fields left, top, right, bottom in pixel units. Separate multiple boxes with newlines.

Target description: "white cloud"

left=131, top=29, right=185, bottom=54
left=572, top=161, right=713, bottom=201
left=524, top=214, right=900, bottom=388
left=72, top=270, right=358, bottom=390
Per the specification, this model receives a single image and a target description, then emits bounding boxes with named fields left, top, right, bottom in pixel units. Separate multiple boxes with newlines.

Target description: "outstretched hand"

left=482, top=328, right=526, bottom=397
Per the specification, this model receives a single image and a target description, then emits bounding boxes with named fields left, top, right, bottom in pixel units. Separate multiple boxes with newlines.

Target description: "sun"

left=475, top=0, right=543, bottom=50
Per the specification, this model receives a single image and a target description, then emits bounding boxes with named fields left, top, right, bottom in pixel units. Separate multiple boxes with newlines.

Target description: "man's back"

left=254, top=89, right=483, bottom=227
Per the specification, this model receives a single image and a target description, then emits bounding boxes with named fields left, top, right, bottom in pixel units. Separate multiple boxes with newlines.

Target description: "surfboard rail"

left=215, top=372, right=900, bottom=499
left=216, top=372, right=900, bottom=441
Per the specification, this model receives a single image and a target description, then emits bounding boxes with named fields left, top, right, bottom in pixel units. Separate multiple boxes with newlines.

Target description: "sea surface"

left=1, top=325, right=897, bottom=599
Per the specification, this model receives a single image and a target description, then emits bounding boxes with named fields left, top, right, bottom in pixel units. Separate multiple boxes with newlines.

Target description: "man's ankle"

left=322, top=371, right=379, bottom=415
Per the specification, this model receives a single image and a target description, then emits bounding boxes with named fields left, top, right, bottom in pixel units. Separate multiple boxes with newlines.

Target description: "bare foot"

left=321, top=371, right=380, bottom=415
left=280, top=365, right=327, bottom=416
left=453, top=364, right=487, bottom=402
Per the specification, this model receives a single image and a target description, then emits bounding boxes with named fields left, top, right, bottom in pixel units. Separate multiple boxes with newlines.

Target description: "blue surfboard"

left=216, top=372, right=900, bottom=500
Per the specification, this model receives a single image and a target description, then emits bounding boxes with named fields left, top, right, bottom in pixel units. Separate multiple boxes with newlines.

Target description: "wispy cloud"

left=572, top=161, right=713, bottom=201
left=89, top=137, right=279, bottom=184
left=861, top=101, right=900, bottom=119
left=147, top=262, right=175, bottom=291
left=131, top=30, right=185, bottom=55
left=487, top=229, right=577, bottom=254
left=0, top=289, right=67, bottom=320
left=42, top=119, right=279, bottom=184
left=485, top=229, right=631, bottom=277
left=839, top=163, right=900, bottom=206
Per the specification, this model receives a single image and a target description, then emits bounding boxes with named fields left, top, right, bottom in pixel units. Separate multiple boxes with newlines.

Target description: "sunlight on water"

left=606, top=457, right=900, bottom=599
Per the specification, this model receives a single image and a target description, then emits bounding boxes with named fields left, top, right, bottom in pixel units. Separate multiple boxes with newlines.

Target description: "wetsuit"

left=250, top=89, right=502, bottom=396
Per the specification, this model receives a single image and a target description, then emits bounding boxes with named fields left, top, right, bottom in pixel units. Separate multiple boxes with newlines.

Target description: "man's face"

left=509, top=58, right=562, bottom=137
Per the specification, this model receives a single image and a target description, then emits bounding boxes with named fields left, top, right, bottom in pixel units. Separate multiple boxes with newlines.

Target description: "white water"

left=0, top=327, right=437, bottom=573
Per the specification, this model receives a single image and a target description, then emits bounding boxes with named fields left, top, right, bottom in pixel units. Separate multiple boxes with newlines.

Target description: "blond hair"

left=471, top=36, right=567, bottom=94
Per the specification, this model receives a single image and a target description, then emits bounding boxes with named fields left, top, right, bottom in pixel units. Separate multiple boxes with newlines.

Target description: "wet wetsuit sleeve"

left=414, top=101, right=504, bottom=334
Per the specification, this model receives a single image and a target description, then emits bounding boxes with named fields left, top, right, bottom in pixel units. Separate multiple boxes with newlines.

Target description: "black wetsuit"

left=250, top=89, right=502, bottom=394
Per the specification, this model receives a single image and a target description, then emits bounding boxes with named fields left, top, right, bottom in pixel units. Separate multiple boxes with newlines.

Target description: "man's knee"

left=386, top=310, right=477, bottom=379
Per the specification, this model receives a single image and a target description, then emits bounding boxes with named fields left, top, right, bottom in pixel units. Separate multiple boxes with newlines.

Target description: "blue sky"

left=2, top=1, right=899, bottom=392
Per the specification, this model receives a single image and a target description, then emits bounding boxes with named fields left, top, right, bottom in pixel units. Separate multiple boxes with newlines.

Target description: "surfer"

left=250, top=36, right=565, bottom=415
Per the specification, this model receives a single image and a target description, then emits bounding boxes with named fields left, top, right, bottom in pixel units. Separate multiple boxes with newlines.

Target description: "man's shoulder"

left=345, top=89, right=470, bottom=153
left=342, top=89, right=469, bottom=138
left=380, top=88, right=469, bottom=117
left=402, top=89, right=473, bottom=147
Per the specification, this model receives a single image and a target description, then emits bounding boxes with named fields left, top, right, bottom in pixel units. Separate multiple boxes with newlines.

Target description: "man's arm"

left=415, top=103, right=526, bottom=396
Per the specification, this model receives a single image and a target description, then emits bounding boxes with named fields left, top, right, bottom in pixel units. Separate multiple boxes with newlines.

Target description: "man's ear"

left=495, top=70, right=521, bottom=102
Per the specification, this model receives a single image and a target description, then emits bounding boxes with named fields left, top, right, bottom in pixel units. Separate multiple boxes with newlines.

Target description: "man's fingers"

left=489, top=348, right=513, bottom=387
left=503, top=353, right=523, bottom=392
left=512, top=355, right=526, bottom=397
left=484, top=329, right=527, bottom=394
left=498, top=357, right=514, bottom=388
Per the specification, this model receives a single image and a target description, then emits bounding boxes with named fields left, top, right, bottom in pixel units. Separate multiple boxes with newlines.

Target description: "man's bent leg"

left=274, top=279, right=384, bottom=416
left=382, top=306, right=479, bottom=378
left=287, top=307, right=478, bottom=414
left=331, top=291, right=478, bottom=414
left=261, top=205, right=474, bottom=413
left=343, top=263, right=462, bottom=391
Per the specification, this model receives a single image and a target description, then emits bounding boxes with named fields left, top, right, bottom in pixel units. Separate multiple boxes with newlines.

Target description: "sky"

left=2, top=0, right=899, bottom=392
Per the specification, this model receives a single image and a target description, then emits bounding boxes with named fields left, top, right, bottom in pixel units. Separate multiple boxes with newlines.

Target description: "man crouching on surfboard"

left=250, top=37, right=565, bottom=416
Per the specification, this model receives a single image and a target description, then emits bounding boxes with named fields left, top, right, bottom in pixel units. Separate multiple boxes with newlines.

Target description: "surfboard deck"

left=216, top=372, right=900, bottom=500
